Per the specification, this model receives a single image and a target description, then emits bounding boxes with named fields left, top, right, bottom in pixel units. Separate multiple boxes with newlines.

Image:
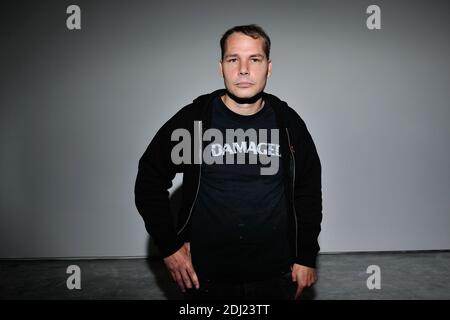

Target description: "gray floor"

left=1, top=251, right=449, bottom=300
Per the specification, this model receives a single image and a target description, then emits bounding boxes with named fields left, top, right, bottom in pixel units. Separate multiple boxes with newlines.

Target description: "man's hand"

left=163, top=242, right=199, bottom=292
left=291, top=263, right=318, bottom=299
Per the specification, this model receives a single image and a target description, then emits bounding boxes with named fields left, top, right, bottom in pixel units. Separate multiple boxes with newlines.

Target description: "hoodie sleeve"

left=291, top=113, right=323, bottom=268
left=134, top=113, right=185, bottom=258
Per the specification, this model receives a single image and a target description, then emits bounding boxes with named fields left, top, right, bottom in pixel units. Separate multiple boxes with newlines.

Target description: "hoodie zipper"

left=177, top=118, right=298, bottom=257
left=285, top=128, right=298, bottom=258
left=177, top=121, right=203, bottom=236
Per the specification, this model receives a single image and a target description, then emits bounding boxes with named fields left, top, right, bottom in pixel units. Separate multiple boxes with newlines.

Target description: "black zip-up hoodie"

left=134, top=88, right=323, bottom=268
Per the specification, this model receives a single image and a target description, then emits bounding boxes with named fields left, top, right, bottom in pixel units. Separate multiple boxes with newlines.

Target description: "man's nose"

left=239, top=62, right=249, bottom=75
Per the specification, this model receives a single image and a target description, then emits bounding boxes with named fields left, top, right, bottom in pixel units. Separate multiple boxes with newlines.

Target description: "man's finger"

left=310, top=274, right=318, bottom=286
left=187, top=267, right=200, bottom=289
left=169, top=271, right=177, bottom=282
left=175, top=272, right=186, bottom=292
left=295, top=284, right=304, bottom=299
left=181, top=269, right=193, bottom=289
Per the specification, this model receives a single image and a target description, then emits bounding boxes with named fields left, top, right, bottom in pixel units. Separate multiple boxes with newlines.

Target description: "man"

left=134, top=24, right=322, bottom=300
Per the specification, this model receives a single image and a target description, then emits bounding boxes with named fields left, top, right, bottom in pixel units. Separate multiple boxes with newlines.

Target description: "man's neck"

left=221, top=94, right=265, bottom=116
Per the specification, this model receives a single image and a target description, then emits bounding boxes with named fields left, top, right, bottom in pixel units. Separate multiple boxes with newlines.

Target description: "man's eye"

left=251, top=59, right=261, bottom=62
left=228, top=59, right=237, bottom=63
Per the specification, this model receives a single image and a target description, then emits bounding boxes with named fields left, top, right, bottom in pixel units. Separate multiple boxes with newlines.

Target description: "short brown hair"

left=220, top=24, right=271, bottom=60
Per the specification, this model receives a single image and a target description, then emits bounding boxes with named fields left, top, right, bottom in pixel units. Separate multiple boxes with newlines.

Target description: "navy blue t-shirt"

left=190, top=96, right=292, bottom=283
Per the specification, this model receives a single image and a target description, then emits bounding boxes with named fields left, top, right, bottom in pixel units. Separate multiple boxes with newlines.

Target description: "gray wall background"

left=1, top=0, right=449, bottom=259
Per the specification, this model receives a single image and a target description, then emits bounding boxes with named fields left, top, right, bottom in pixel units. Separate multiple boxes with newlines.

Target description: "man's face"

left=220, top=32, right=272, bottom=99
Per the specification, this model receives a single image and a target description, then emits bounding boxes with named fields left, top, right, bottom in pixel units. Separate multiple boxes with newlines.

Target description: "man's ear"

left=219, top=60, right=224, bottom=78
left=267, top=59, right=272, bottom=78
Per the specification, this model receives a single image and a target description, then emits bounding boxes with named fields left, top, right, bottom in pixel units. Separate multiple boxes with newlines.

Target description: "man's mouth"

left=235, top=82, right=254, bottom=88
